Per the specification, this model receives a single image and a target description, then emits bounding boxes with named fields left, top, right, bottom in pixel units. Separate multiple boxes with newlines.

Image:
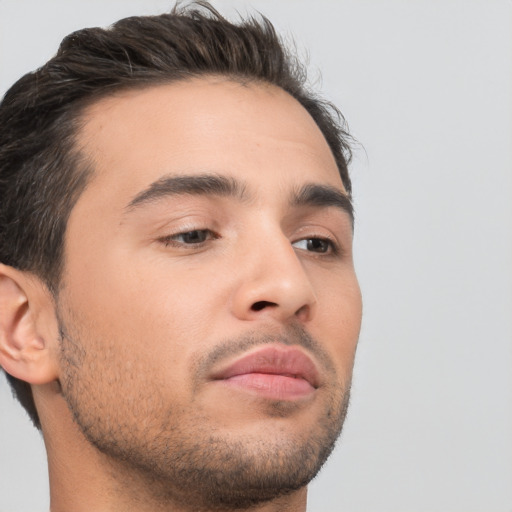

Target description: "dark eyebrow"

left=125, top=173, right=353, bottom=227
left=292, top=184, right=354, bottom=228
left=125, top=173, right=248, bottom=211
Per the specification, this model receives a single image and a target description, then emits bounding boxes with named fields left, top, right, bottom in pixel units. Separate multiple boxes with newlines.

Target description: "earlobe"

left=0, top=264, right=59, bottom=384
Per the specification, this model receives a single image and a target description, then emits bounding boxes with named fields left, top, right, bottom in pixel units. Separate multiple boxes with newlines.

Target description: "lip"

left=210, top=345, right=320, bottom=400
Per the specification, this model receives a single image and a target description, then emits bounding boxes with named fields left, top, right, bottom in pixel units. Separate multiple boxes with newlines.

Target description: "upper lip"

left=210, top=345, right=320, bottom=388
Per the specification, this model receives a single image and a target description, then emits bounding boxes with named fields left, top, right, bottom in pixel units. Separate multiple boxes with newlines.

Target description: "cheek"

left=312, top=270, right=362, bottom=375
left=64, top=252, right=232, bottom=386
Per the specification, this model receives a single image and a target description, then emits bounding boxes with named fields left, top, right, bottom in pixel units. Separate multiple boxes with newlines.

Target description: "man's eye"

left=176, top=230, right=211, bottom=244
left=160, top=229, right=215, bottom=246
left=292, top=237, right=335, bottom=254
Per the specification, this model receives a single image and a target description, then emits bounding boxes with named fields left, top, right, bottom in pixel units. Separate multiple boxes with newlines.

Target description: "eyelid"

left=157, top=227, right=219, bottom=248
left=291, top=233, right=342, bottom=257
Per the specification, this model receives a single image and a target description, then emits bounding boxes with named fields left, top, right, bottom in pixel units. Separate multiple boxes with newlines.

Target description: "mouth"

left=210, top=345, right=320, bottom=400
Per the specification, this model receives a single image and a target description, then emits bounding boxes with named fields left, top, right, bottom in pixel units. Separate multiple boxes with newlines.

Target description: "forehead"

left=75, top=78, right=344, bottom=209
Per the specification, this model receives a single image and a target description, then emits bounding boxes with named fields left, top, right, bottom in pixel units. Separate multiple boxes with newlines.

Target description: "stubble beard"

left=57, top=314, right=352, bottom=511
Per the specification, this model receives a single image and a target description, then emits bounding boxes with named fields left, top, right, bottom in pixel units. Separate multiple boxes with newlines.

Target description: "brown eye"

left=292, top=237, right=334, bottom=254
left=159, top=229, right=217, bottom=247
left=306, top=238, right=330, bottom=253
left=175, top=230, right=211, bottom=244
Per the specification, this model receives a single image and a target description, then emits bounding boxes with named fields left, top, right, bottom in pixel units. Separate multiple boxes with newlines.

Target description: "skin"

left=0, top=78, right=362, bottom=512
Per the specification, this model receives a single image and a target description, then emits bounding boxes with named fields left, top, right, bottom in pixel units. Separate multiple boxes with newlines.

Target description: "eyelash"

left=158, top=229, right=218, bottom=248
left=157, top=228, right=341, bottom=256
left=292, top=235, right=340, bottom=256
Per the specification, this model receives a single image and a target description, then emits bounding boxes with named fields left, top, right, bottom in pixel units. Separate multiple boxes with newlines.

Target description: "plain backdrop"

left=0, top=1, right=511, bottom=511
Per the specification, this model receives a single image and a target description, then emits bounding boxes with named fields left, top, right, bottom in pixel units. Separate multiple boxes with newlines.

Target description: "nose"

left=230, top=231, right=317, bottom=324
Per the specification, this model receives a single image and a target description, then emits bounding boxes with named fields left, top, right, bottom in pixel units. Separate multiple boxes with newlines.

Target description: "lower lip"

left=219, top=373, right=315, bottom=400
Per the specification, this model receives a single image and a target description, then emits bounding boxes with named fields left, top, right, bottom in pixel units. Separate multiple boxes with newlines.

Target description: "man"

left=0, top=2, right=362, bottom=511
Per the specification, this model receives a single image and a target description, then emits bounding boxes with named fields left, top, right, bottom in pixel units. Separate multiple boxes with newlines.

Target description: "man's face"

left=56, top=78, right=362, bottom=508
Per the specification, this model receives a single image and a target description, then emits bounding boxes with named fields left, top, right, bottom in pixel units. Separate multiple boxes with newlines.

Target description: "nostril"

left=251, top=300, right=277, bottom=312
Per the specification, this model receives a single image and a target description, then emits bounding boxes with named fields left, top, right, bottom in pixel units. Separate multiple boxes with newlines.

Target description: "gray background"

left=1, top=1, right=511, bottom=511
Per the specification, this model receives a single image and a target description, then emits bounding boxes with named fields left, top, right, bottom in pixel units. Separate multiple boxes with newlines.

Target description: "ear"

left=0, top=264, right=59, bottom=384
